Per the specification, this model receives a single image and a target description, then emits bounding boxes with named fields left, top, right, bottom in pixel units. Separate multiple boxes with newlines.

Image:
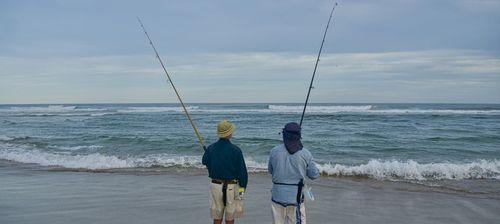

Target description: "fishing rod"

left=299, top=2, right=338, bottom=126
left=137, top=17, right=206, bottom=151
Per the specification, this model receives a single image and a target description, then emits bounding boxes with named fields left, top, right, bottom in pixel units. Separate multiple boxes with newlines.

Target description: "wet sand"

left=1, top=161, right=499, bottom=224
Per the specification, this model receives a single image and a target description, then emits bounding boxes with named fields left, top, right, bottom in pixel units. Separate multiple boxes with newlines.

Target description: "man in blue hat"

left=268, top=122, right=320, bottom=224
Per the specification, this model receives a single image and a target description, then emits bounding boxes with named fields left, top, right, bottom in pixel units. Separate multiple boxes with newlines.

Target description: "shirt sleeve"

left=305, top=151, right=320, bottom=180
left=268, top=152, right=273, bottom=175
left=202, top=149, right=209, bottom=167
left=237, top=149, right=248, bottom=188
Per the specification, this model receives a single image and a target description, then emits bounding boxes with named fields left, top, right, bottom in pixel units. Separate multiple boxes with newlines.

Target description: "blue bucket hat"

left=282, top=122, right=303, bottom=154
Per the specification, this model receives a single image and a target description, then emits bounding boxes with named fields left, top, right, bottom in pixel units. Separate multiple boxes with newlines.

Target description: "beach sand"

left=1, top=161, right=499, bottom=224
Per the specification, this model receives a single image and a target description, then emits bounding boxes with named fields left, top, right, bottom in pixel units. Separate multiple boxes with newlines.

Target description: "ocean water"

left=1, top=103, right=499, bottom=182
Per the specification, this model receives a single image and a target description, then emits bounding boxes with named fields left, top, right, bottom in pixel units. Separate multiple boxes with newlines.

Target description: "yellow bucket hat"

left=218, top=120, right=235, bottom=138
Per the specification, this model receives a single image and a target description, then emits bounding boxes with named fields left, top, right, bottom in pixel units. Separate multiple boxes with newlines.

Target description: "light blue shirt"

left=268, top=144, right=320, bottom=205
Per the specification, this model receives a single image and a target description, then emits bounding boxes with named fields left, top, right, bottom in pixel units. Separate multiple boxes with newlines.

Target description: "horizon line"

left=1, top=102, right=500, bottom=105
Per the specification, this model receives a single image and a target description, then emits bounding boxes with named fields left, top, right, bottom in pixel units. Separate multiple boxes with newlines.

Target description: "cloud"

left=1, top=49, right=499, bottom=103
left=321, top=50, right=500, bottom=76
left=457, top=0, right=500, bottom=10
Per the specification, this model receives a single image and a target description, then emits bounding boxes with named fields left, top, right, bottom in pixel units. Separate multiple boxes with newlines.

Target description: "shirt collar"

left=218, top=138, right=231, bottom=143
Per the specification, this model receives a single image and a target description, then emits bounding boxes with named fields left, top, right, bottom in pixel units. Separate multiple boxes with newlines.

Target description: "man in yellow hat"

left=202, top=120, right=248, bottom=224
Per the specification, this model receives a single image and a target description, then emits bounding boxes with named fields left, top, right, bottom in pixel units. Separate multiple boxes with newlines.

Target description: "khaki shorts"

left=271, top=201, right=306, bottom=224
left=210, top=183, right=244, bottom=220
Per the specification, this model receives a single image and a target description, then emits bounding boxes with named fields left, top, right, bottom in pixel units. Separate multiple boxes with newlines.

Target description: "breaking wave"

left=116, top=106, right=199, bottom=113
left=1, top=105, right=79, bottom=113
left=317, top=159, right=500, bottom=180
left=0, top=135, right=14, bottom=141
left=0, top=148, right=132, bottom=170
left=1, top=146, right=499, bottom=180
left=268, top=105, right=373, bottom=113
left=0, top=146, right=266, bottom=171
left=0, top=105, right=200, bottom=115
left=267, top=105, right=500, bottom=115
left=51, top=145, right=104, bottom=151
left=365, top=109, right=500, bottom=115
left=0, top=105, right=109, bottom=117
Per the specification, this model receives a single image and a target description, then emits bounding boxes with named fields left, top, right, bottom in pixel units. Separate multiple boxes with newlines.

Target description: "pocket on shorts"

left=232, top=185, right=244, bottom=218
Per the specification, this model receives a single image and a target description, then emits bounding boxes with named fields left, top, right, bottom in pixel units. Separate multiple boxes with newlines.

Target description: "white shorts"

left=271, top=201, right=306, bottom=224
left=210, top=183, right=244, bottom=220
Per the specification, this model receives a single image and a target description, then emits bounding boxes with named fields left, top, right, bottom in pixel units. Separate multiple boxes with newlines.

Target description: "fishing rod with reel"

left=299, top=2, right=338, bottom=127
left=137, top=17, right=206, bottom=151
left=297, top=2, right=339, bottom=205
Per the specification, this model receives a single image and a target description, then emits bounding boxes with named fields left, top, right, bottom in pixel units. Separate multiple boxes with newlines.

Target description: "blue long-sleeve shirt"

left=202, top=138, right=248, bottom=188
left=268, top=144, right=320, bottom=205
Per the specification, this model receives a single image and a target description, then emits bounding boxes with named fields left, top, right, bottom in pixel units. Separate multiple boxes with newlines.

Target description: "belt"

left=273, top=179, right=304, bottom=205
left=211, top=179, right=238, bottom=185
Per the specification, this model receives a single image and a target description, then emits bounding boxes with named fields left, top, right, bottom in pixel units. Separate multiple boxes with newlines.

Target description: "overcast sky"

left=1, top=0, right=499, bottom=104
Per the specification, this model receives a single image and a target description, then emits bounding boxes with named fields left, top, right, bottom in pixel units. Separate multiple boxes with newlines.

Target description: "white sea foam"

left=116, top=106, right=199, bottom=113
left=268, top=105, right=373, bottom=113
left=0, top=136, right=14, bottom=141
left=0, top=105, right=110, bottom=114
left=1, top=105, right=77, bottom=113
left=367, top=109, right=500, bottom=115
left=73, top=108, right=109, bottom=112
left=0, top=147, right=264, bottom=170
left=0, top=147, right=132, bottom=169
left=133, top=154, right=205, bottom=168
left=52, top=145, right=104, bottom=151
left=90, top=113, right=112, bottom=116
left=2, top=146, right=499, bottom=180
left=317, top=159, right=500, bottom=180
left=244, top=157, right=268, bottom=171
left=267, top=105, right=500, bottom=115
left=0, top=105, right=200, bottom=116
left=2, top=105, right=499, bottom=115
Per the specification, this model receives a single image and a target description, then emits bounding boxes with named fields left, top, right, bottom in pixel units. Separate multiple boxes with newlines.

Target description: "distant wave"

left=1, top=146, right=499, bottom=180
left=116, top=106, right=199, bottom=113
left=0, top=105, right=199, bottom=115
left=0, top=135, right=14, bottom=141
left=0, top=105, right=110, bottom=113
left=0, top=105, right=108, bottom=116
left=267, top=105, right=500, bottom=115
left=51, top=145, right=104, bottom=151
left=1, top=104, right=499, bottom=115
left=2, top=105, right=78, bottom=113
left=268, top=105, right=373, bottom=113
left=365, top=109, right=500, bottom=115
left=317, top=159, right=500, bottom=180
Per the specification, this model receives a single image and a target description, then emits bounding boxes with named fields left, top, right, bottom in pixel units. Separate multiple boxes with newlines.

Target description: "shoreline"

left=2, top=160, right=500, bottom=224
left=3, top=159, right=500, bottom=195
